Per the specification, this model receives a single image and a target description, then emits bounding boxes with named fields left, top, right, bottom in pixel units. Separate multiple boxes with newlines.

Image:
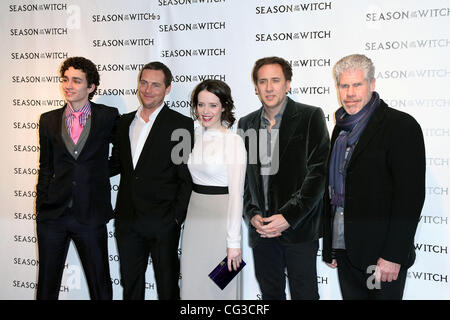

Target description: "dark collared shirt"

left=259, top=99, right=287, bottom=212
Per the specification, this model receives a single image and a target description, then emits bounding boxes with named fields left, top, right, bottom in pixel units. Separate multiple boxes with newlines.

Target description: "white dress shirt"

left=129, top=104, right=164, bottom=169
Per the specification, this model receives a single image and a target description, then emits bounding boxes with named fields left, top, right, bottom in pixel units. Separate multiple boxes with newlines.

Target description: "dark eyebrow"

left=63, top=76, right=83, bottom=81
left=258, top=77, right=281, bottom=81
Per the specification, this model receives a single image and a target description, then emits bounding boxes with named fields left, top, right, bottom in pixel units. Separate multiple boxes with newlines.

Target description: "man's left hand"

left=258, top=214, right=290, bottom=238
left=375, top=257, right=401, bottom=282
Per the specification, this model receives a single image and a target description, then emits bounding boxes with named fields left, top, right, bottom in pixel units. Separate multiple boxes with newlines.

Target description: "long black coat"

left=322, top=99, right=426, bottom=270
left=238, top=97, right=330, bottom=248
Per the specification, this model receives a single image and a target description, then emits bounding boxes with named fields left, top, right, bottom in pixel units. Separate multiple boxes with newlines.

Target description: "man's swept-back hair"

left=252, top=56, right=293, bottom=84
left=333, top=54, right=375, bottom=85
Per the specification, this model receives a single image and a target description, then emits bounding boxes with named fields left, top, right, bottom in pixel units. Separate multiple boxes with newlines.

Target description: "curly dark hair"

left=190, top=79, right=236, bottom=128
left=60, top=57, right=100, bottom=100
left=251, top=56, right=293, bottom=85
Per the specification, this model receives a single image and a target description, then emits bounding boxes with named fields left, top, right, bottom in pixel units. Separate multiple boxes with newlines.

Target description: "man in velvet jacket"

left=36, top=57, right=119, bottom=299
left=237, top=56, right=330, bottom=300
left=110, top=62, right=193, bottom=300
left=322, top=54, right=425, bottom=299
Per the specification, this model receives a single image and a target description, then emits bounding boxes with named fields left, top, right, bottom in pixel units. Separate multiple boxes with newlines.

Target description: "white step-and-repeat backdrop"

left=1, top=0, right=449, bottom=300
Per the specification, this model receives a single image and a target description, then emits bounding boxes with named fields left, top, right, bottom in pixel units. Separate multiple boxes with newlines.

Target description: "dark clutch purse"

left=208, top=256, right=246, bottom=290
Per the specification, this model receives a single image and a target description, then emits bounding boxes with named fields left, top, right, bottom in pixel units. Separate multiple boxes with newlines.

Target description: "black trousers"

left=335, top=249, right=407, bottom=300
left=115, top=221, right=181, bottom=300
left=36, top=209, right=112, bottom=300
left=252, top=238, right=319, bottom=300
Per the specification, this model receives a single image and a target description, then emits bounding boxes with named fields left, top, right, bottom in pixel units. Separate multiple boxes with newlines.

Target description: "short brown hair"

left=252, top=56, right=293, bottom=84
left=139, top=61, right=173, bottom=88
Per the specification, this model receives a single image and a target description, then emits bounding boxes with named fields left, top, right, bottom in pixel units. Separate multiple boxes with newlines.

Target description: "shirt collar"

left=261, top=97, right=288, bottom=123
left=135, top=103, right=165, bottom=122
left=65, top=101, right=91, bottom=117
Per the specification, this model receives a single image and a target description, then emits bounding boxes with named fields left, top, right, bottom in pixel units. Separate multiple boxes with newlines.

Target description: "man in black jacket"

left=36, top=57, right=118, bottom=299
left=110, top=62, right=193, bottom=300
left=322, top=54, right=425, bottom=299
left=238, top=56, right=330, bottom=299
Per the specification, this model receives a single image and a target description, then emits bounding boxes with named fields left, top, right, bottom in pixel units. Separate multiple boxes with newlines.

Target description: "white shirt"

left=129, top=104, right=164, bottom=169
left=187, top=126, right=247, bottom=248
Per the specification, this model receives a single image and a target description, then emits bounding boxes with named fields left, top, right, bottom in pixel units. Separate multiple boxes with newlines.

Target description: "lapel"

left=264, top=97, right=301, bottom=193
left=249, top=107, right=263, bottom=131
left=347, top=100, right=387, bottom=169
left=244, top=107, right=265, bottom=207
left=278, top=97, right=301, bottom=162
left=330, top=124, right=340, bottom=149
left=134, top=105, right=170, bottom=172
left=50, top=106, right=66, bottom=153
left=247, top=107, right=262, bottom=169
left=48, top=104, right=75, bottom=158
left=121, top=111, right=137, bottom=172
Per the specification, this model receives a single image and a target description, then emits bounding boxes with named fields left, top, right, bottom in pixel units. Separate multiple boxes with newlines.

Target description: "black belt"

left=193, top=184, right=228, bottom=195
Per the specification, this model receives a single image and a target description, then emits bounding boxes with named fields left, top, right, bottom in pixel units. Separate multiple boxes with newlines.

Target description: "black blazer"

left=36, top=102, right=119, bottom=225
left=322, top=99, right=426, bottom=270
left=111, top=105, right=194, bottom=233
left=238, top=97, right=330, bottom=247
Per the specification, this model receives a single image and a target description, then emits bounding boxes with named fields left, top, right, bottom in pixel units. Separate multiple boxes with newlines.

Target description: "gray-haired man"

left=322, top=54, right=425, bottom=299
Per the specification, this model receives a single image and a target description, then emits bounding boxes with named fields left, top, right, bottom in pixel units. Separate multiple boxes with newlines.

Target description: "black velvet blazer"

left=238, top=97, right=330, bottom=247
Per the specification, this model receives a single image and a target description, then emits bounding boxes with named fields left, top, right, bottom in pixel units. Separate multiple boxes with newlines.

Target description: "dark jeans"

left=252, top=238, right=319, bottom=300
left=335, top=249, right=407, bottom=300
